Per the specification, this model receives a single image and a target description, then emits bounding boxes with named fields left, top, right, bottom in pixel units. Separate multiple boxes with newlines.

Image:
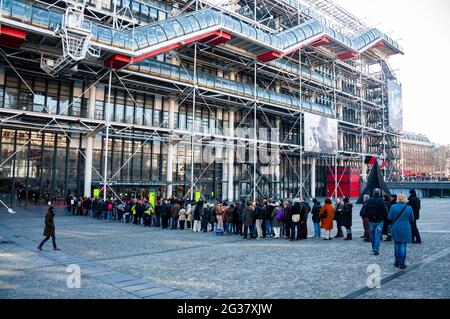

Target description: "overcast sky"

left=333, top=0, right=450, bottom=145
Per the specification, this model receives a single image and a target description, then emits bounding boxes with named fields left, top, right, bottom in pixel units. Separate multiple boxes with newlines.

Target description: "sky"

left=333, top=0, right=450, bottom=145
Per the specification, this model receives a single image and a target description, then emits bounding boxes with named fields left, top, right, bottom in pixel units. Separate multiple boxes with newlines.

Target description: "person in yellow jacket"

left=143, top=203, right=154, bottom=227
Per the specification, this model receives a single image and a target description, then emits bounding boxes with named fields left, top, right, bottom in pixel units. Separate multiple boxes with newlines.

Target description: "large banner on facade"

left=304, top=113, right=338, bottom=154
left=387, top=80, right=403, bottom=130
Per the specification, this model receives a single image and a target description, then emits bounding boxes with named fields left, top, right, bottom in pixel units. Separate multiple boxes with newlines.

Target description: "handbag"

left=391, top=205, right=408, bottom=226
left=292, top=214, right=300, bottom=223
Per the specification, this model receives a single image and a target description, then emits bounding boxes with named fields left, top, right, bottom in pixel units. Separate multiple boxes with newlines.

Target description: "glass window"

left=32, top=6, right=49, bottom=28
left=124, top=94, right=135, bottom=124
left=4, top=73, right=19, bottom=109
left=114, top=90, right=125, bottom=123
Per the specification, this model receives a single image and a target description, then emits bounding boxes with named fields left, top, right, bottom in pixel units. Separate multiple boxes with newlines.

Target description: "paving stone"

left=1, top=199, right=448, bottom=299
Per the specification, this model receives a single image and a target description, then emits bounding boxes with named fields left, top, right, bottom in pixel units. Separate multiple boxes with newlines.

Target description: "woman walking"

left=388, top=194, right=415, bottom=269
left=320, top=198, right=335, bottom=240
left=37, top=206, right=60, bottom=251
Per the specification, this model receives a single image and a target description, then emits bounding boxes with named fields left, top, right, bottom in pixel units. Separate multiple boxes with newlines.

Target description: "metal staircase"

left=41, top=0, right=96, bottom=76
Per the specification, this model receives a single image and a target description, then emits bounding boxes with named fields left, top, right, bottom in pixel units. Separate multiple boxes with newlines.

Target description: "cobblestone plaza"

left=1, top=199, right=448, bottom=299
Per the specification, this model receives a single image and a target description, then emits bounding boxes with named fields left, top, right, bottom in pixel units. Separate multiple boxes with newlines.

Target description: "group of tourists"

left=39, top=189, right=422, bottom=269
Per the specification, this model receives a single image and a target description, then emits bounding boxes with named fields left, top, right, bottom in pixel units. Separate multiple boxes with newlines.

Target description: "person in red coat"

left=320, top=198, right=335, bottom=240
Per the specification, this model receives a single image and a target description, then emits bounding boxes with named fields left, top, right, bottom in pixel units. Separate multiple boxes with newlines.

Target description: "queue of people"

left=63, top=188, right=422, bottom=269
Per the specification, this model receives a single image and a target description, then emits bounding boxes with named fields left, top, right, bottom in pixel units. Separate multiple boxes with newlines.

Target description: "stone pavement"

left=0, top=199, right=449, bottom=299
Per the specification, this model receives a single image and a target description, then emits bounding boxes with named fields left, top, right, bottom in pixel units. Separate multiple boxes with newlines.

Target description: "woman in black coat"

left=37, top=206, right=60, bottom=251
left=341, top=197, right=353, bottom=240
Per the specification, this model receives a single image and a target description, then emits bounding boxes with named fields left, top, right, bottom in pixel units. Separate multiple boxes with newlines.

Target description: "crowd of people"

left=61, top=188, right=422, bottom=269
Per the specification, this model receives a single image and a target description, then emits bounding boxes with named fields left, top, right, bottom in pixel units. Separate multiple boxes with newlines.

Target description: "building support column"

left=227, top=110, right=235, bottom=201
left=275, top=117, right=281, bottom=199
left=166, top=97, right=176, bottom=198
left=84, top=84, right=96, bottom=198
left=311, top=157, right=316, bottom=199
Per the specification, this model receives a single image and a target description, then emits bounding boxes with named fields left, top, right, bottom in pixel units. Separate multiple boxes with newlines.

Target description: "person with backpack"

left=320, top=198, right=335, bottom=240
left=290, top=198, right=303, bottom=241
left=388, top=194, right=415, bottom=269
left=311, top=199, right=322, bottom=238
left=272, top=202, right=283, bottom=239
left=362, top=189, right=388, bottom=255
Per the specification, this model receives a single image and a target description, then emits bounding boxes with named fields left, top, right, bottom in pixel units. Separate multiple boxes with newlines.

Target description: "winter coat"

left=193, top=204, right=202, bottom=221
left=43, top=211, right=55, bottom=237
left=334, top=203, right=344, bottom=221
left=341, top=203, right=353, bottom=227
left=407, top=195, right=421, bottom=220
left=161, top=203, right=171, bottom=218
left=237, top=203, right=245, bottom=222
left=363, top=196, right=388, bottom=223
left=208, top=207, right=216, bottom=223
left=320, top=204, right=334, bottom=230
left=283, top=205, right=292, bottom=224
left=226, top=207, right=234, bottom=223
left=266, top=205, right=275, bottom=220
left=179, top=208, right=186, bottom=221
left=171, top=203, right=181, bottom=219
left=186, top=206, right=192, bottom=221
left=242, top=207, right=255, bottom=226
left=388, top=203, right=415, bottom=243
left=311, top=202, right=322, bottom=223
left=271, top=207, right=283, bottom=227
left=255, top=205, right=266, bottom=219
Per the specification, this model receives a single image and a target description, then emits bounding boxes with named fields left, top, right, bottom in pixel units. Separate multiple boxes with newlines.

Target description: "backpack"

left=276, top=208, right=284, bottom=221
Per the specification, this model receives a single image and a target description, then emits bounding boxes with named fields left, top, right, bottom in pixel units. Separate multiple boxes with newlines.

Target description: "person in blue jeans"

left=388, top=194, right=415, bottom=269
left=363, top=188, right=388, bottom=255
left=311, top=199, right=322, bottom=238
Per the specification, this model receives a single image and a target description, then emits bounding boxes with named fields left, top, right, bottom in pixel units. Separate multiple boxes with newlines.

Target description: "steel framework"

left=0, top=0, right=403, bottom=208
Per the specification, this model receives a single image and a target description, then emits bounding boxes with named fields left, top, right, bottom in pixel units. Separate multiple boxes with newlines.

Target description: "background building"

left=0, top=0, right=403, bottom=207
left=400, top=132, right=435, bottom=180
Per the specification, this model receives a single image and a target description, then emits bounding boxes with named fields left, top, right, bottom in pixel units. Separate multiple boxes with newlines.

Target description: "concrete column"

left=166, top=98, right=176, bottom=197
left=227, top=110, right=235, bottom=201
left=84, top=83, right=96, bottom=198
left=311, top=157, right=316, bottom=199
left=275, top=117, right=281, bottom=198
